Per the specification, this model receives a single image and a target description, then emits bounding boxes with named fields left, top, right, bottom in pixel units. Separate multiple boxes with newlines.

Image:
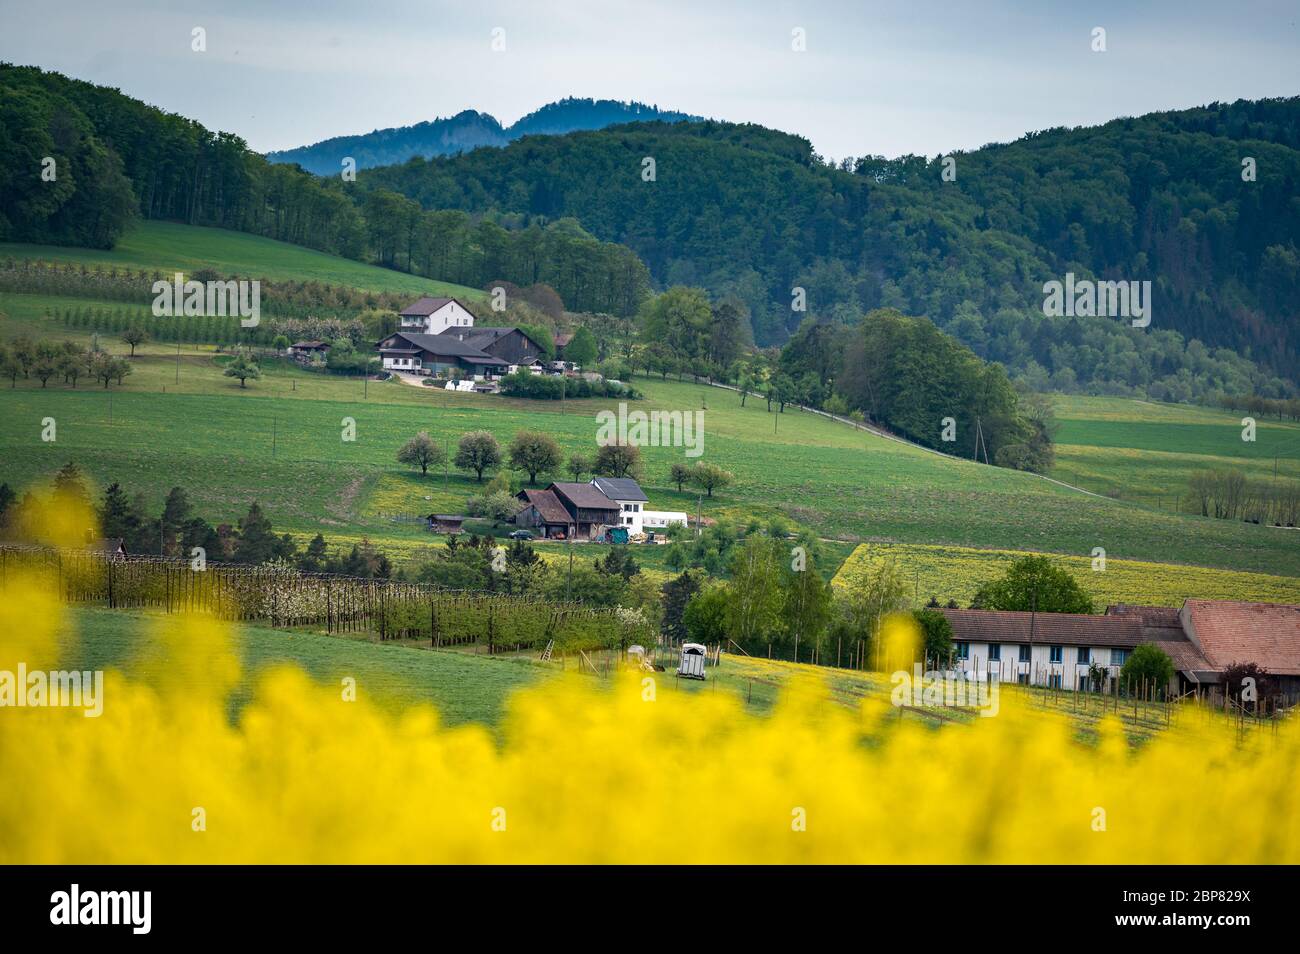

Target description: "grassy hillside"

left=1051, top=395, right=1300, bottom=506
left=2, top=216, right=1296, bottom=588
left=0, top=220, right=486, bottom=300
left=0, top=339, right=1296, bottom=579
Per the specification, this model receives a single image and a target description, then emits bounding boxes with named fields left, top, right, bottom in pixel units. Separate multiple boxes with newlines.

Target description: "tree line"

left=361, top=105, right=1300, bottom=396
left=0, top=463, right=395, bottom=577
left=0, top=65, right=650, bottom=319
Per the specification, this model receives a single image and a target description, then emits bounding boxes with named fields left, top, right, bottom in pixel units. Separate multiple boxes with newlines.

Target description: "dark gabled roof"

left=378, top=331, right=492, bottom=358
left=517, top=489, right=571, bottom=524
left=591, top=476, right=648, bottom=502
left=940, top=609, right=1143, bottom=648
left=444, top=326, right=546, bottom=353
left=548, top=482, right=620, bottom=513
left=399, top=296, right=457, bottom=316
left=446, top=326, right=512, bottom=343
left=291, top=340, right=329, bottom=349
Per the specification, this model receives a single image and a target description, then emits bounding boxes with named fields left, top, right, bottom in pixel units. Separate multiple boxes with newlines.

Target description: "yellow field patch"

left=834, top=542, right=1300, bottom=608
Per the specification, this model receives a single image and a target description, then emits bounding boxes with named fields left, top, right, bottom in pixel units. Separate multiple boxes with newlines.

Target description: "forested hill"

left=266, top=98, right=701, bottom=174
left=362, top=100, right=1300, bottom=393
left=0, top=65, right=650, bottom=316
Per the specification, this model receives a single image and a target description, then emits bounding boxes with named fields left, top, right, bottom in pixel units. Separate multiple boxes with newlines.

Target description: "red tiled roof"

left=1182, top=601, right=1300, bottom=675
left=1148, top=639, right=1214, bottom=676
left=940, top=608, right=1142, bottom=647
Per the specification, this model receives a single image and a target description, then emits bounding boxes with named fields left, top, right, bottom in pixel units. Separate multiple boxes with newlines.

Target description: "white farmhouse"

left=397, top=296, right=477, bottom=335
left=590, top=477, right=648, bottom=533
left=588, top=477, right=688, bottom=535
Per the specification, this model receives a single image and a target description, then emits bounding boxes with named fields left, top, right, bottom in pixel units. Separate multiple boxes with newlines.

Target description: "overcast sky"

left=1, top=0, right=1297, bottom=161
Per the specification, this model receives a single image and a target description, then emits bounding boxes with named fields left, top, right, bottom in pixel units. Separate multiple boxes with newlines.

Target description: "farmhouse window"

left=955, top=642, right=969, bottom=660
left=1018, top=645, right=1031, bottom=662
left=1111, top=648, right=1129, bottom=666
left=1049, top=646, right=1063, bottom=664
left=988, top=644, right=1001, bottom=661
left=1077, top=647, right=1091, bottom=664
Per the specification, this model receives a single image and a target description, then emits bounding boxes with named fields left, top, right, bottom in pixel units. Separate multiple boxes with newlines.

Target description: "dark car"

left=508, top=529, right=535, bottom=540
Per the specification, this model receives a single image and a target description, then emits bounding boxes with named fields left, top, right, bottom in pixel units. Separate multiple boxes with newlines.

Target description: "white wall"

left=611, top=499, right=644, bottom=533
left=401, top=300, right=476, bottom=334
left=944, top=641, right=1130, bottom=690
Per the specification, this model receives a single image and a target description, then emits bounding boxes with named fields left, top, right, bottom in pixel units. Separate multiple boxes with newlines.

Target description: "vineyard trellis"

left=0, top=544, right=648, bottom=655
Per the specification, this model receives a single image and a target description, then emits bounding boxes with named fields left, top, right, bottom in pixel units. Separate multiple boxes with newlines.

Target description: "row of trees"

left=1186, top=468, right=1300, bottom=526
left=397, top=428, right=725, bottom=494
left=1, top=336, right=131, bottom=388
left=1217, top=392, right=1300, bottom=421
left=0, top=463, right=394, bottom=577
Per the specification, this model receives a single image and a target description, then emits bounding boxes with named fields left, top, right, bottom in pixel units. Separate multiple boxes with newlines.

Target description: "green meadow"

left=0, top=358, right=1295, bottom=578
left=2, top=221, right=1297, bottom=587
left=1050, top=394, right=1300, bottom=505
left=1, top=220, right=486, bottom=300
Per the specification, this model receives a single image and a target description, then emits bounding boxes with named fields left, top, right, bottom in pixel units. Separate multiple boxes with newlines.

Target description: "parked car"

left=508, top=529, right=535, bottom=540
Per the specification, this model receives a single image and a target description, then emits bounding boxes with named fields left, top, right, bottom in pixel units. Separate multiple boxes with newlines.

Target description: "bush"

left=1119, top=644, right=1174, bottom=696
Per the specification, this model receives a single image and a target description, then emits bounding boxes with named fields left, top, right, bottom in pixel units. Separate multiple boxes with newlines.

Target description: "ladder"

left=540, top=639, right=554, bottom=662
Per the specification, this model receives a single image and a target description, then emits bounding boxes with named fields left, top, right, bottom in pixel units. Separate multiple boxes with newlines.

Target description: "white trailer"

left=677, top=643, right=707, bottom=680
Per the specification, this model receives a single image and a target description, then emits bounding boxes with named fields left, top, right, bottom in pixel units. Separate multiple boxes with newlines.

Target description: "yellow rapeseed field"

left=3, top=575, right=1298, bottom=864
left=835, top=542, right=1300, bottom=608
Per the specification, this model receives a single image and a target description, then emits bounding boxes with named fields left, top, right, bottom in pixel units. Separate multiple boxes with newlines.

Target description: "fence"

left=0, top=544, right=647, bottom=654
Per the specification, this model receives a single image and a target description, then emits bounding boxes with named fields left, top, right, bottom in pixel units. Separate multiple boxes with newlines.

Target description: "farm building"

left=397, top=296, right=477, bottom=335
left=1111, top=600, right=1300, bottom=697
left=546, top=482, right=622, bottom=539
left=512, top=479, right=685, bottom=541
left=589, top=477, right=688, bottom=534
left=514, top=488, right=574, bottom=539
left=939, top=600, right=1300, bottom=699
left=425, top=514, right=466, bottom=534
left=378, top=298, right=546, bottom=379
left=289, top=340, right=330, bottom=364
left=377, top=331, right=510, bottom=377
left=590, top=477, right=648, bottom=533
left=441, top=326, right=546, bottom=366
left=939, top=608, right=1142, bottom=690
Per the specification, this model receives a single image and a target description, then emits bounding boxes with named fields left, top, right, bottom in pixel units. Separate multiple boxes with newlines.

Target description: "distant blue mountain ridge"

left=266, top=97, right=701, bottom=174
